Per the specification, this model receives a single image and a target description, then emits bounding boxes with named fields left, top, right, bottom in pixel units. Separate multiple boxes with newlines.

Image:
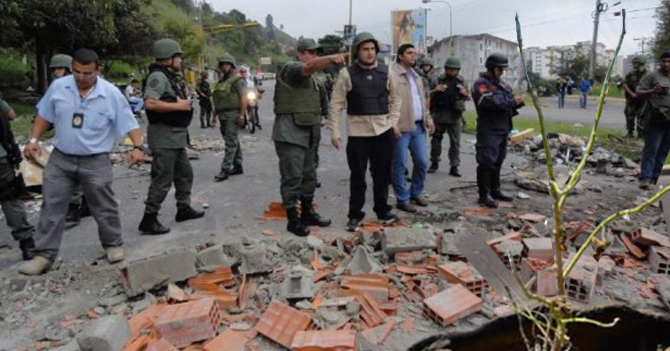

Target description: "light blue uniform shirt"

left=37, top=76, right=139, bottom=155
left=407, top=71, right=424, bottom=121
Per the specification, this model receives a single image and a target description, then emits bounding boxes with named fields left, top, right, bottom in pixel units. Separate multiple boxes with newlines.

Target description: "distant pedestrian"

left=556, top=78, right=567, bottom=109
left=579, top=76, right=591, bottom=109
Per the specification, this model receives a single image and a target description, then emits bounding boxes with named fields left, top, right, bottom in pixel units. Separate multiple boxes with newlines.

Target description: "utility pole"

left=634, top=37, right=650, bottom=54
left=588, top=0, right=620, bottom=79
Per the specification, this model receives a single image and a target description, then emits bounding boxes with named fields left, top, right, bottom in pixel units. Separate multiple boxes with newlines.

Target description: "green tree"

left=654, top=0, right=670, bottom=58
left=319, top=35, right=344, bottom=55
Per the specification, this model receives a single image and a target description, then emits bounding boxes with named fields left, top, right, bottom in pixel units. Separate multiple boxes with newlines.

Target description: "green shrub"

left=0, top=52, right=29, bottom=86
left=105, top=61, right=137, bottom=80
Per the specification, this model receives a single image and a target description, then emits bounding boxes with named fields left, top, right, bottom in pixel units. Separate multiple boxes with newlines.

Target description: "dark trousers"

left=430, top=122, right=461, bottom=167
left=346, top=128, right=395, bottom=219
left=640, top=120, right=670, bottom=181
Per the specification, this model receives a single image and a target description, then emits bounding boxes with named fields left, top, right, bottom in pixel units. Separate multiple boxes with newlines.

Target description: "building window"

left=480, top=57, right=483, bottom=64
left=480, top=43, right=483, bottom=51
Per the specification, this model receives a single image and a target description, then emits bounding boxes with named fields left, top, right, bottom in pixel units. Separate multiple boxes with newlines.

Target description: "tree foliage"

left=654, top=0, right=670, bottom=58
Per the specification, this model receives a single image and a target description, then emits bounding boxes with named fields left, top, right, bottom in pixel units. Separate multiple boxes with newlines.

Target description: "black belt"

left=54, top=148, right=109, bottom=158
left=415, top=120, right=424, bottom=124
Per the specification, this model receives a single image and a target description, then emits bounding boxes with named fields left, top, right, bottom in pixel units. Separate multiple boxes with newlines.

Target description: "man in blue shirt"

left=20, top=49, right=144, bottom=276
left=579, top=76, right=592, bottom=109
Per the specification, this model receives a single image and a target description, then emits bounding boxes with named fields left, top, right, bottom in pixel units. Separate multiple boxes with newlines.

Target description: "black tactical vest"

left=142, top=64, right=193, bottom=127
left=431, top=76, right=463, bottom=112
left=346, top=63, right=390, bottom=115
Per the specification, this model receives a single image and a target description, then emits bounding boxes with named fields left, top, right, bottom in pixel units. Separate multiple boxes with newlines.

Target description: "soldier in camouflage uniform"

left=622, top=56, right=648, bottom=138
left=273, top=38, right=346, bottom=236
left=0, top=95, right=35, bottom=260
left=212, top=54, right=247, bottom=182
left=139, top=39, right=205, bottom=235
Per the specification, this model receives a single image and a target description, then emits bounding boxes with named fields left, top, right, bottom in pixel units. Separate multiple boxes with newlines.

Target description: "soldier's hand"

left=653, top=84, right=665, bottom=94
left=329, top=54, right=348, bottom=66
left=175, top=97, right=192, bottom=111
left=427, top=121, right=435, bottom=135
left=331, top=136, right=342, bottom=150
left=237, top=115, right=246, bottom=127
left=23, top=141, right=41, bottom=161
left=436, top=84, right=447, bottom=92
left=514, top=96, right=525, bottom=106
left=128, top=149, right=144, bottom=166
left=459, top=87, right=469, bottom=98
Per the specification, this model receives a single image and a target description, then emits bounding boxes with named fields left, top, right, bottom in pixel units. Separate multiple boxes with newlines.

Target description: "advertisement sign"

left=391, top=9, right=427, bottom=54
left=344, top=24, right=357, bottom=46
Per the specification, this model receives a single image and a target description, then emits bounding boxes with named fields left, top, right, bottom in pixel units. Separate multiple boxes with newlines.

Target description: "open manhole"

left=409, top=304, right=670, bottom=351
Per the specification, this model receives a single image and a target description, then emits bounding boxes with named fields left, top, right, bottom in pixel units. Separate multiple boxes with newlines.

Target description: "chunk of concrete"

left=382, top=227, right=436, bottom=256
left=346, top=246, right=382, bottom=275
left=282, top=266, right=315, bottom=300
left=76, top=315, right=130, bottom=351
left=54, top=341, right=81, bottom=351
left=196, top=245, right=235, bottom=267
left=439, top=231, right=460, bottom=256
left=120, top=249, right=198, bottom=297
left=239, top=239, right=273, bottom=274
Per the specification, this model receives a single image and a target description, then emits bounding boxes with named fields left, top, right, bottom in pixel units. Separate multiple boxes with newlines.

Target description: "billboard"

left=391, top=9, right=427, bottom=55
left=344, top=25, right=357, bottom=46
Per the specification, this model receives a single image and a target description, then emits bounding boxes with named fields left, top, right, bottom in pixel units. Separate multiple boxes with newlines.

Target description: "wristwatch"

left=28, top=137, right=38, bottom=144
left=132, top=145, right=144, bottom=152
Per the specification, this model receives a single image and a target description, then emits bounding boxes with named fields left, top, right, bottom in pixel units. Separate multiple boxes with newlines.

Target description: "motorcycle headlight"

left=247, top=91, right=257, bottom=100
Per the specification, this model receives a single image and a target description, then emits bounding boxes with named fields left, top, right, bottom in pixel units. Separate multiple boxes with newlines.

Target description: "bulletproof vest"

left=142, top=65, right=192, bottom=127
left=346, top=63, right=390, bottom=115
left=274, top=64, right=321, bottom=126
left=474, top=73, right=515, bottom=133
left=212, top=74, right=242, bottom=112
left=0, top=107, right=21, bottom=166
left=431, top=76, right=464, bottom=112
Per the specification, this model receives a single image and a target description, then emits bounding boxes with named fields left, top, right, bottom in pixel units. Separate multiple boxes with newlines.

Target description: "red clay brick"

left=493, top=305, right=514, bottom=317
left=437, top=262, right=487, bottom=297
left=188, top=267, right=235, bottom=288
left=360, top=321, right=395, bottom=345
left=341, top=274, right=389, bottom=302
left=518, top=213, right=547, bottom=223
left=522, top=238, right=554, bottom=261
left=649, top=246, right=670, bottom=275
left=632, top=228, right=670, bottom=248
left=620, top=234, right=647, bottom=260
left=423, top=284, right=483, bottom=326
left=255, top=300, right=312, bottom=349
left=146, top=339, right=178, bottom=351
left=564, top=256, right=598, bottom=303
left=291, top=330, right=356, bottom=350
left=354, top=293, right=387, bottom=328
left=204, top=329, right=256, bottom=351
left=486, top=231, right=522, bottom=248
left=154, top=298, right=220, bottom=348
left=519, top=258, right=557, bottom=297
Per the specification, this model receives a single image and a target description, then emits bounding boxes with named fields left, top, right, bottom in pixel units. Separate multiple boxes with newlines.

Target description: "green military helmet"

left=152, top=38, right=183, bottom=60
left=217, top=54, right=237, bottom=69
left=352, top=32, right=379, bottom=54
left=485, top=53, right=508, bottom=69
left=632, top=55, right=646, bottom=64
left=443, top=56, right=461, bottom=69
left=49, top=54, right=73, bottom=71
left=419, top=58, right=434, bottom=69
left=297, top=38, right=321, bottom=52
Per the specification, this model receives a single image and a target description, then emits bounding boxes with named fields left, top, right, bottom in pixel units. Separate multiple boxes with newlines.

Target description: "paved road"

left=0, top=80, right=528, bottom=269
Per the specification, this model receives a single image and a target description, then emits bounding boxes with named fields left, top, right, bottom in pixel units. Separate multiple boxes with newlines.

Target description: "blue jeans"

left=392, top=124, right=428, bottom=203
left=128, top=96, right=143, bottom=113
left=640, top=120, right=670, bottom=181
left=579, top=91, right=588, bottom=109
left=558, top=92, right=565, bottom=109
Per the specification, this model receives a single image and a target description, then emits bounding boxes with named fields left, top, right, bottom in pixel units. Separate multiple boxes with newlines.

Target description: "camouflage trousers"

left=625, top=102, right=644, bottom=135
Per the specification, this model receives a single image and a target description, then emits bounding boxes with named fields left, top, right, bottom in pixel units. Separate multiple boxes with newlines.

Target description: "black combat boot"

left=477, top=166, right=498, bottom=208
left=175, top=206, right=205, bottom=222
left=490, top=167, right=514, bottom=202
left=19, top=237, right=35, bottom=261
left=300, top=197, right=331, bottom=227
left=449, top=166, right=461, bottom=177
left=286, top=207, right=310, bottom=237
left=65, top=203, right=81, bottom=224
left=138, top=213, right=171, bottom=235
left=427, top=162, right=439, bottom=174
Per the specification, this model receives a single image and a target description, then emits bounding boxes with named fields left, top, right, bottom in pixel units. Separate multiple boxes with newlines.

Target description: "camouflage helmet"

left=632, top=55, right=646, bottom=64
left=49, top=54, right=73, bottom=71
left=352, top=32, right=379, bottom=54
left=217, top=54, right=237, bottom=69
left=485, top=53, right=509, bottom=69
left=152, top=38, right=183, bottom=60
left=443, top=57, right=461, bottom=69
left=419, top=58, right=434, bottom=69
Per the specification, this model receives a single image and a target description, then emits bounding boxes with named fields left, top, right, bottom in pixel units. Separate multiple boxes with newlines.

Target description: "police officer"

left=196, top=72, right=213, bottom=128
left=327, top=32, right=402, bottom=232
left=212, top=54, right=247, bottom=181
left=273, top=38, right=346, bottom=236
left=0, top=95, right=35, bottom=260
left=472, top=53, right=524, bottom=208
left=428, top=57, right=469, bottom=177
left=139, top=39, right=205, bottom=235
left=622, top=56, right=647, bottom=138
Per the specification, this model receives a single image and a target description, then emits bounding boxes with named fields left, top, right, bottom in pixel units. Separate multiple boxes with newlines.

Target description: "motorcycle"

left=245, top=87, right=263, bottom=134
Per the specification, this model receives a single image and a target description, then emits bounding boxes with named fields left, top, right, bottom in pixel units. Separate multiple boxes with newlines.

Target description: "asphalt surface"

left=0, top=79, right=528, bottom=271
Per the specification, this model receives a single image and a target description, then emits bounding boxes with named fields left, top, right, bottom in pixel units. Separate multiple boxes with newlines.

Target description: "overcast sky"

left=208, top=0, right=660, bottom=57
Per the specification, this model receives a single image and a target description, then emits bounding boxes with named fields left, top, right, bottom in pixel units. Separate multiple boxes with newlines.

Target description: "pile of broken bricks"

left=48, top=205, right=670, bottom=351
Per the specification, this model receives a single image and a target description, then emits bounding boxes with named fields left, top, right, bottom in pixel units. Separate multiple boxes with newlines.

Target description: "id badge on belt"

left=72, top=112, right=84, bottom=129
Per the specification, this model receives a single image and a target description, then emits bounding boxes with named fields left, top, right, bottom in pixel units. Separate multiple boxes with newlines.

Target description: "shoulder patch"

left=148, top=76, right=161, bottom=89
left=477, top=84, right=489, bottom=93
